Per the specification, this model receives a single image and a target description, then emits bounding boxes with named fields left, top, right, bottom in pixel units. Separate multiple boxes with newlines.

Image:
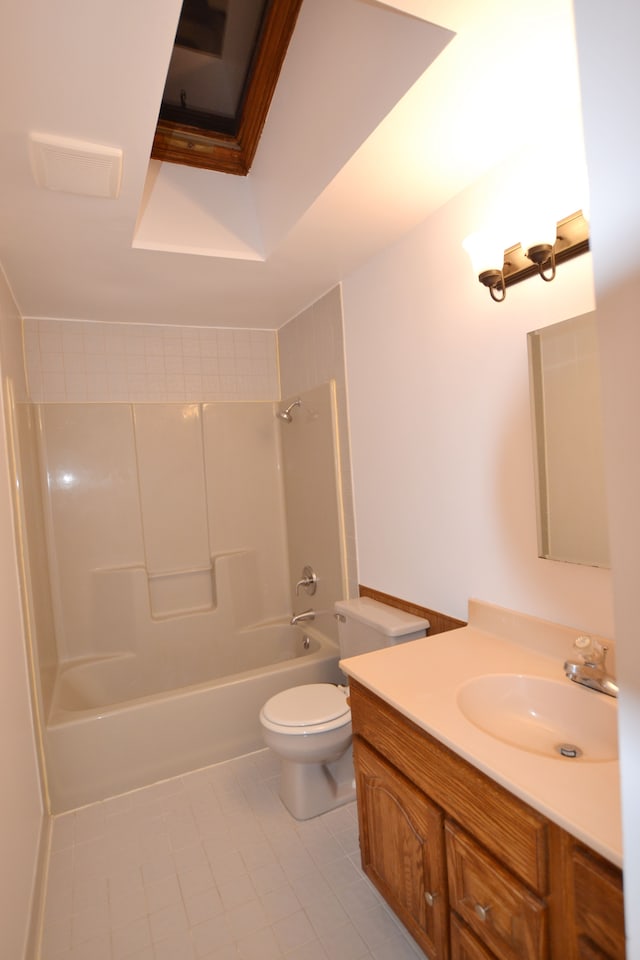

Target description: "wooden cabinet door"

left=354, top=735, right=449, bottom=959
left=571, top=844, right=626, bottom=959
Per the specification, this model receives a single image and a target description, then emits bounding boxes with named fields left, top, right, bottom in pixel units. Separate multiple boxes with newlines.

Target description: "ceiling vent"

left=29, top=133, right=123, bottom=198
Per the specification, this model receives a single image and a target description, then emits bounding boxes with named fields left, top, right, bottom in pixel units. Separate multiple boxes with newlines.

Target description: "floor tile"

left=39, top=749, right=424, bottom=960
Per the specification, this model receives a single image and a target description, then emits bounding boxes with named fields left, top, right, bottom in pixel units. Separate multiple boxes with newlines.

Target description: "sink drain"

left=555, top=743, right=583, bottom=759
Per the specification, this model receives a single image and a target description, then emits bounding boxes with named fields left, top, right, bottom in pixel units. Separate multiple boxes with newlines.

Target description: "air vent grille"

left=29, top=133, right=122, bottom=198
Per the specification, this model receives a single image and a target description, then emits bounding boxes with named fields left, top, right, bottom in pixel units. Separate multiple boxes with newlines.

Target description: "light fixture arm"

left=524, top=243, right=557, bottom=282
left=479, top=268, right=506, bottom=302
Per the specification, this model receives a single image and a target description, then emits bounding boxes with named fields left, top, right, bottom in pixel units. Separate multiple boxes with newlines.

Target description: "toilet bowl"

left=260, top=683, right=354, bottom=820
left=259, top=598, right=429, bottom=820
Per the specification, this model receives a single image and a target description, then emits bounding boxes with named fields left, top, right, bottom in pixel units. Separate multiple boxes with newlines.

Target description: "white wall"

left=342, top=153, right=613, bottom=639
left=0, top=267, right=44, bottom=958
left=574, top=2, right=640, bottom=954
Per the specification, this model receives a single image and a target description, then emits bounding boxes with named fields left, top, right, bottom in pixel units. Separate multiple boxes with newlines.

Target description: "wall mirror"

left=528, top=311, right=610, bottom=567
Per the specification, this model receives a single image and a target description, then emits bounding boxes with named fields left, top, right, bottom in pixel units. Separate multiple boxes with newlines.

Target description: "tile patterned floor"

left=40, top=749, right=425, bottom=959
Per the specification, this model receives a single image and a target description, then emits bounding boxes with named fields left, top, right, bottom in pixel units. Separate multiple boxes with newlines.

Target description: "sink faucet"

left=290, top=609, right=315, bottom=625
left=564, top=635, right=619, bottom=698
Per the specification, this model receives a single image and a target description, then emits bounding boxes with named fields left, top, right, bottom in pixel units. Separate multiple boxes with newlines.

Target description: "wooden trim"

left=358, top=585, right=467, bottom=636
left=151, top=0, right=303, bottom=175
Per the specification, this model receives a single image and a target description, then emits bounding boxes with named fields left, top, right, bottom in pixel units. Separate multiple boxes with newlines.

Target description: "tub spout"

left=290, top=610, right=315, bottom=625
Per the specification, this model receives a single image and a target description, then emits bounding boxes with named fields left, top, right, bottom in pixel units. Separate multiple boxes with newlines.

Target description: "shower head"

left=277, top=399, right=301, bottom=422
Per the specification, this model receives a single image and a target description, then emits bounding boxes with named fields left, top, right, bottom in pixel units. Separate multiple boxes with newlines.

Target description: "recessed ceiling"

left=0, top=0, right=584, bottom=330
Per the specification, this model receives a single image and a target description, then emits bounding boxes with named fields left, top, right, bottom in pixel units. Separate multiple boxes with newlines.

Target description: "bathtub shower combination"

left=47, top=622, right=342, bottom=811
left=11, top=382, right=348, bottom=811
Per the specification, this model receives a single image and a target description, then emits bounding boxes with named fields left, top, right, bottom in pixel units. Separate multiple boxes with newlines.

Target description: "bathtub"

left=45, top=622, right=343, bottom=812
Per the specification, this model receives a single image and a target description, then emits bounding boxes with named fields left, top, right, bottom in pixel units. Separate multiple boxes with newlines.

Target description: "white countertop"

left=340, top=601, right=622, bottom=867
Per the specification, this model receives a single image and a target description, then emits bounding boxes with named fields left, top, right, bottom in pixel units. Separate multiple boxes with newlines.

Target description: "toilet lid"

left=262, top=683, right=349, bottom=727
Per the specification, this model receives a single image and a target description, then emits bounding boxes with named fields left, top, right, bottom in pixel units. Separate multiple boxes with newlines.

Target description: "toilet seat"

left=261, top=683, right=350, bottom=735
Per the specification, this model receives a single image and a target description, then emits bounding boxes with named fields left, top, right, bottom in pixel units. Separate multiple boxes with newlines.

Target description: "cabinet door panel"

left=451, top=914, right=496, bottom=960
left=354, top=736, right=449, bottom=959
left=446, top=822, right=547, bottom=960
left=572, top=845, right=626, bottom=960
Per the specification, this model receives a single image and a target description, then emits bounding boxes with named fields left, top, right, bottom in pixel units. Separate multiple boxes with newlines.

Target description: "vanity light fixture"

left=465, top=210, right=590, bottom=302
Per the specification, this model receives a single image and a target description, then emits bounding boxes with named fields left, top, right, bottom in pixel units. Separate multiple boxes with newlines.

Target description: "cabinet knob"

left=424, top=891, right=439, bottom=907
left=474, top=903, right=491, bottom=922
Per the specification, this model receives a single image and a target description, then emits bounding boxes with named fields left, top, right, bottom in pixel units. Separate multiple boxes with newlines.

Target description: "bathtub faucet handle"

left=295, top=565, right=317, bottom=596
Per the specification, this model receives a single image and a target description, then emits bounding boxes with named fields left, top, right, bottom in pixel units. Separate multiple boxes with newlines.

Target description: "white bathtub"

left=45, top=622, right=343, bottom=812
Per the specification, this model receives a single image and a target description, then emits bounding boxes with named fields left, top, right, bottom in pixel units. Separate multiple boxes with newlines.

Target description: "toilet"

left=259, top=597, right=429, bottom=820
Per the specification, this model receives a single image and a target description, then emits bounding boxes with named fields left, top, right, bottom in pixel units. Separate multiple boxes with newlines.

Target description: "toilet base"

left=278, top=744, right=356, bottom=820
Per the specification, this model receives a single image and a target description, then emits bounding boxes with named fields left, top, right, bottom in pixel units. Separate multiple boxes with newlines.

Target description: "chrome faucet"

left=564, top=635, right=619, bottom=698
left=290, top=609, right=315, bottom=625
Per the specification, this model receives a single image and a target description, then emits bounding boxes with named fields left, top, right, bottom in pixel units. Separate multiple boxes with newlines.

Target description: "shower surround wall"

left=277, top=286, right=358, bottom=601
left=39, top=402, right=290, bottom=664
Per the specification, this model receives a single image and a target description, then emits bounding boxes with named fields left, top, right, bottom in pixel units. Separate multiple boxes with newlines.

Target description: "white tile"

left=145, top=873, right=182, bottom=913
left=51, top=813, right=76, bottom=851
left=250, top=861, right=288, bottom=896
left=178, top=863, right=215, bottom=901
left=71, top=875, right=108, bottom=914
left=334, top=878, right=382, bottom=920
left=141, top=852, right=176, bottom=886
left=303, top=892, right=348, bottom=938
left=302, top=835, right=345, bottom=866
left=259, top=885, right=301, bottom=924
left=184, top=887, right=225, bottom=926
left=174, top=842, right=209, bottom=873
left=153, top=931, right=196, bottom=959
left=369, top=931, right=424, bottom=959
left=197, top=944, right=239, bottom=960
left=271, top=910, right=316, bottom=954
left=350, top=904, right=404, bottom=950
left=239, top=839, right=277, bottom=872
left=207, top=850, right=247, bottom=885
left=191, top=915, right=234, bottom=957
left=108, top=866, right=144, bottom=898
left=148, top=901, right=190, bottom=943
left=71, top=902, right=110, bottom=945
left=40, top=915, right=72, bottom=957
left=68, top=933, right=112, bottom=960
left=283, top=869, right=332, bottom=907
left=225, top=898, right=269, bottom=940
left=111, top=917, right=152, bottom=960
left=317, top=855, right=362, bottom=890
left=119, top=949, right=154, bottom=960
left=236, top=925, right=283, bottom=960
left=217, top=875, right=256, bottom=912
left=282, top=942, right=329, bottom=960
left=319, top=920, right=370, bottom=959
left=110, top=885, right=148, bottom=928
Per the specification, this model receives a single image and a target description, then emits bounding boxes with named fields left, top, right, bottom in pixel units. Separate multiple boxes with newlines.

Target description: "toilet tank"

left=334, top=597, right=429, bottom=659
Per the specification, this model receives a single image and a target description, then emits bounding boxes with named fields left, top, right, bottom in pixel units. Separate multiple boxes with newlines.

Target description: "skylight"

left=151, top=0, right=303, bottom=175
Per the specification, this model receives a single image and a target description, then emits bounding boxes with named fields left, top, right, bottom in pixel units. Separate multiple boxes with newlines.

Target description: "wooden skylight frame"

left=151, top=0, right=303, bottom=176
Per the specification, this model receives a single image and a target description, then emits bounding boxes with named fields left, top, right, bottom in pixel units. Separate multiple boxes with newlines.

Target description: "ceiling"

left=0, top=0, right=584, bottom=330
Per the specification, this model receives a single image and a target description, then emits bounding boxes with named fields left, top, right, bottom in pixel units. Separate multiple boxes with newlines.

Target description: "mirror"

left=528, top=311, right=610, bottom=567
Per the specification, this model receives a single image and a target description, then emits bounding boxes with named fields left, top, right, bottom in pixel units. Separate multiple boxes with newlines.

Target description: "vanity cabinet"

left=355, top=737, right=449, bottom=958
left=349, top=679, right=626, bottom=960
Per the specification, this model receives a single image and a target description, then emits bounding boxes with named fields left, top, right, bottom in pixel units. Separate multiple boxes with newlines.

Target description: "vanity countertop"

left=340, top=599, right=622, bottom=867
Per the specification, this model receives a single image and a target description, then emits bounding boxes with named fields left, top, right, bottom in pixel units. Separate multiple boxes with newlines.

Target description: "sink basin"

left=457, top=674, right=618, bottom=761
